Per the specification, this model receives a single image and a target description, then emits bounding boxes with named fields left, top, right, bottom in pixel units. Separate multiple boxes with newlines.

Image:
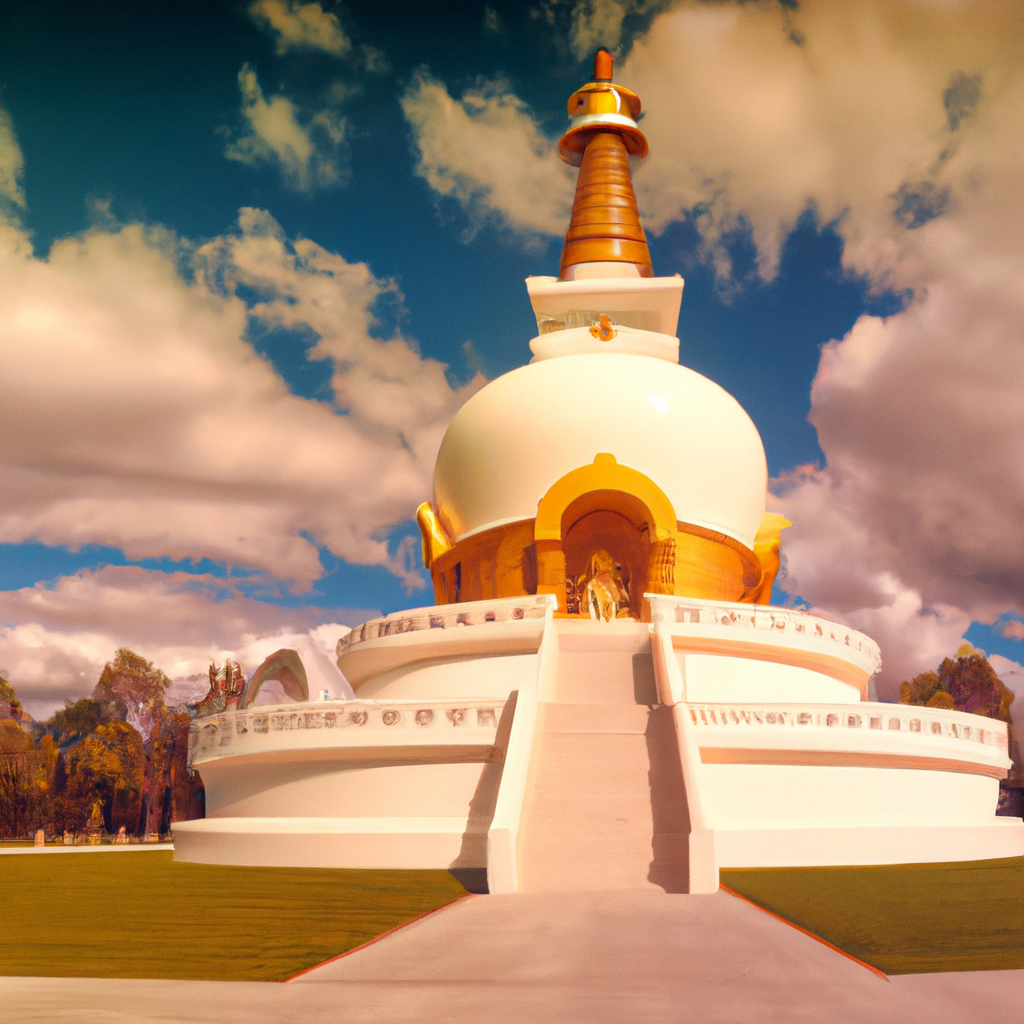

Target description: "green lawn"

left=721, top=855, right=1024, bottom=975
left=0, top=851, right=467, bottom=981
left=7, top=850, right=1022, bottom=981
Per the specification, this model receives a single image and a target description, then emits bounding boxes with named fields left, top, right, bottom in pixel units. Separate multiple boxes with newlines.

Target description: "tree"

left=11, top=649, right=206, bottom=837
left=0, top=675, right=22, bottom=718
left=0, top=720, right=35, bottom=838
left=939, top=652, right=1014, bottom=722
left=49, top=750, right=71, bottom=833
left=899, top=671, right=945, bottom=708
left=900, top=648, right=1021, bottom=787
left=48, top=698, right=107, bottom=741
left=93, top=648, right=171, bottom=740
left=67, top=719, right=145, bottom=834
left=899, top=647, right=1015, bottom=721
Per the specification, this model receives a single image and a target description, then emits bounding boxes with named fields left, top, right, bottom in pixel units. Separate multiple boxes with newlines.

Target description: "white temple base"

left=172, top=816, right=485, bottom=870
left=181, top=599, right=1023, bottom=890
left=715, top=819, right=1024, bottom=869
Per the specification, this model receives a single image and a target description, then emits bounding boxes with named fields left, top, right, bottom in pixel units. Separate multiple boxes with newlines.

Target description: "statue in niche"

left=575, top=549, right=631, bottom=621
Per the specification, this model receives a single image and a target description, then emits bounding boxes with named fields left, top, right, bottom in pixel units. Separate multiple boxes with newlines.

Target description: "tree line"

left=0, top=649, right=203, bottom=841
left=899, top=644, right=1020, bottom=793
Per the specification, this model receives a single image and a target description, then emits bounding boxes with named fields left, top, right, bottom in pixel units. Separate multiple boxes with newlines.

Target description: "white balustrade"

left=686, top=701, right=1008, bottom=752
left=336, top=594, right=555, bottom=657
left=652, top=596, right=881, bottom=665
left=189, top=698, right=504, bottom=767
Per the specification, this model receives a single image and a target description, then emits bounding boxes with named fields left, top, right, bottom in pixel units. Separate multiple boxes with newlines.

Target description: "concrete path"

left=2, top=888, right=1021, bottom=1023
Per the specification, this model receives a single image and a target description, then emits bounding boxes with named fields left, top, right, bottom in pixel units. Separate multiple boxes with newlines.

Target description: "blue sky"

left=1, top=0, right=1023, bottom=716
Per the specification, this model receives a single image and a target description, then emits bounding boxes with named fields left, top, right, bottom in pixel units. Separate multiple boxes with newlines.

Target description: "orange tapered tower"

left=558, top=49, right=652, bottom=280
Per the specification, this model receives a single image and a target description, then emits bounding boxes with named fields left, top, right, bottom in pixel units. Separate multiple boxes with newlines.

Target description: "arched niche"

left=535, top=454, right=676, bottom=621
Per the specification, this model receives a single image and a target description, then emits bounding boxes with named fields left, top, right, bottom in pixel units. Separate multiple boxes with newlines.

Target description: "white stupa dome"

left=434, top=350, right=768, bottom=550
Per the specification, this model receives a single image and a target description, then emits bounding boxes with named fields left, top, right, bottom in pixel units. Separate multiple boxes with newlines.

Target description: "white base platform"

left=172, top=816, right=484, bottom=870
left=715, top=819, right=1024, bottom=868
left=182, top=600, right=1022, bottom=888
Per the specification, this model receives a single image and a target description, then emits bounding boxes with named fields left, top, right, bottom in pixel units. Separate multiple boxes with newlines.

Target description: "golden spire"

left=558, top=49, right=652, bottom=280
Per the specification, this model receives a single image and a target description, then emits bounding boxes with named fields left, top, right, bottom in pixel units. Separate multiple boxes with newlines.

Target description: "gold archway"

left=534, top=454, right=677, bottom=620
left=535, top=453, right=675, bottom=542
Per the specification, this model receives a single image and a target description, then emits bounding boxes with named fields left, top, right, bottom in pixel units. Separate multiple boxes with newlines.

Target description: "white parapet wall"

left=688, top=702, right=1023, bottom=867
left=337, top=595, right=553, bottom=694
left=649, top=596, right=1024, bottom=869
left=650, top=594, right=882, bottom=702
left=176, top=596, right=558, bottom=873
left=174, top=697, right=512, bottom=870
left=179, top=592, right=1024, bottom=876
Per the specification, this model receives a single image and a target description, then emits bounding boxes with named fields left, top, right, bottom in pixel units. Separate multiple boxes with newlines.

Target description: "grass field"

left=721, top=855, right=1024, bottom=975
left=0, top=850, right=467, bottom=981
left=5, top=850, right=1023, bottom=981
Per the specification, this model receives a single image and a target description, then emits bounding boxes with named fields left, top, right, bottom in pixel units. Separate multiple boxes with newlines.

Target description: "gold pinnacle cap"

left=558, top=50, right=652, bottom=280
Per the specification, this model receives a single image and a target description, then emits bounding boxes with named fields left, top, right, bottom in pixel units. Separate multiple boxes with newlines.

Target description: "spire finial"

left=593, top=48, right=614, bottom=81
left=557, top=51, right=651, bottom=279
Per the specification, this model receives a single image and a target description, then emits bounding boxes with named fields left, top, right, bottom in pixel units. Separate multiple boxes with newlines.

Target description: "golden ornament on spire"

left=558, top=49, right=652, bottom=280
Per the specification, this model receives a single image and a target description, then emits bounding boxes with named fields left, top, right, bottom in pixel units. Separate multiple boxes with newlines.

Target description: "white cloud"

left=0, top=565, right=368, bottom=719
left=401, top=70, right=575, bottom=238
left=0, top=105, right=24, bottom=212
left=483, top=7, right=503, bottom=37
left=226, top=64, right=348, bottom=191
left=1000, top=621, right=1024, bottom=642
left=566, top=0, right=640, bottom=60
left=532, top=0, right=661, bottom=59
left=0, top=206, right=480, bottom=590
left=248, top=0, right=350, bottom=57
left=619, top=2, right=963, bottom=280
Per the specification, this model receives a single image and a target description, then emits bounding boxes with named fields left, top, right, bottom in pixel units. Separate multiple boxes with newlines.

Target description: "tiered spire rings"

left=558, top=49, right=652, bottom=280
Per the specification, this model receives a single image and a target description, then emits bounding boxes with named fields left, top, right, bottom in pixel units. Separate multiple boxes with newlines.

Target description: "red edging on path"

left=284, top=893, right=481, bottom=982
left=720, top=883, right=890, bottom=982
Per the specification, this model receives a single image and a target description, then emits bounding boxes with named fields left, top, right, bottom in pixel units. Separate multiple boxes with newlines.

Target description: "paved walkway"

left=2, top=888, right=1021, bottom=1023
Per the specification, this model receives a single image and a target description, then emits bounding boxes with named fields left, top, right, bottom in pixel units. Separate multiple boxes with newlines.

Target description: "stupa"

left=174, top=53, right=1024, bottom=893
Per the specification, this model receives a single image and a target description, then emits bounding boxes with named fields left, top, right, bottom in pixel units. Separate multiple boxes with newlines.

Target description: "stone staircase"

left=516, top=620, right=691, bottom=892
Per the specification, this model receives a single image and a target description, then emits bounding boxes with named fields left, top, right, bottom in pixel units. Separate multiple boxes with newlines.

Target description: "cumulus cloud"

left=566, top=0, right=648, bottom=60
left=248, top=0, right=350, bottom=57
left=532, top=0, right=664, bottom=59
left=618, top=1, right=985, bottom=280
left=0, top=565, right=368, bottom=719
left=0, top=205, right=480, bottom=590
left=401, top=70, right=575, bottom=238
left=225, top=64, right=348, bottom=191
left=1000, top=621, right=1024, bottom=642
left=0, top=106, right=24, bottom=213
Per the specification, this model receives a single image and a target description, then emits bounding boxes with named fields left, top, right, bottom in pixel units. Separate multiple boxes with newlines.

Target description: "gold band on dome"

left=422, top=453, right=773, bottom=621
left=558, top=50, right=652, bottom=279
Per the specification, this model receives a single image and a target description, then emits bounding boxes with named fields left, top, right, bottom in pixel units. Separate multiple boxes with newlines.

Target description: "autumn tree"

left=67, top=719, right=145, bottom=833
left=0, top=675, right=23, bottom=720
left=899, top=646, right=1015, bottom=722
left=93, top=648, right=171, bottom=740
left=49, top=698, right=108, bottom=741
left=0, top=719, right=36, bottom=838
left=48, top=749, right=71, bottom=833
left=12, top=649, right=204, bottom=839
left=939, top=652, right=1014, bottom=722
left=899, top=670, right=949, bottom=709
